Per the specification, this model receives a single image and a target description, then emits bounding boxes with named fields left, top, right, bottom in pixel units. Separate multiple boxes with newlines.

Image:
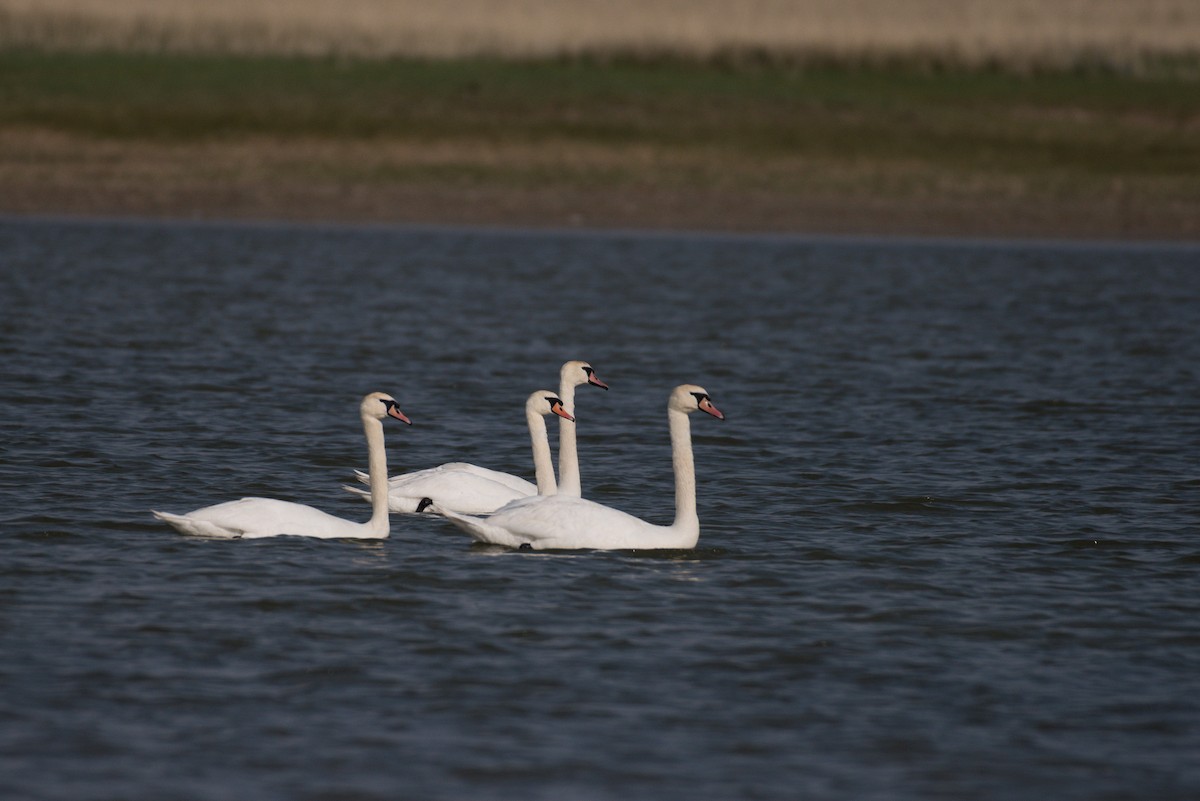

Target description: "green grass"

left=2, top=49, right=1198, bottom=181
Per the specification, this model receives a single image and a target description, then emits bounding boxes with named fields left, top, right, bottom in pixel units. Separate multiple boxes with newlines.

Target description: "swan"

left=343, top=390, right=574, bottom=515
left=152, top=392, right=411, bottom=539
left=555, top=359, right=608, bottom=497
left=354, top=360, right=607, bottom=514
left=439, top=384, right=724, bottom=551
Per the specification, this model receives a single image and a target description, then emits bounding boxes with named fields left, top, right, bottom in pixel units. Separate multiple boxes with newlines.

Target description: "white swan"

left=356, top=360, right=607, bottom=514
left=344, top=390, right=574, bottom=515
left=152, top=392, right=411, bottom=539
left=555, top=360, right=608, bottom=496
left=440, top=384, right=724, bottom=550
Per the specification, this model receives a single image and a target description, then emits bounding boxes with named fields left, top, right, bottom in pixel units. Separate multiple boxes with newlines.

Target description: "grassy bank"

left=1, top=50, right=1198, bottom=238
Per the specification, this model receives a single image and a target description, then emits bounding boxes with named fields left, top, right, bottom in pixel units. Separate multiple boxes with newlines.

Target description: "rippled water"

left=2, top=218, right=1199, bottom=800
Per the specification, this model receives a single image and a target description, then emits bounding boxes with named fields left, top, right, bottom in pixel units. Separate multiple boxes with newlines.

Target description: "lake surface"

left=1, top=217, right=1198, bottom=800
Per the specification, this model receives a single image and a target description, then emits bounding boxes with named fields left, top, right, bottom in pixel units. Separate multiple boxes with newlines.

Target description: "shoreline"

left=3, top=52, right=1197, bottom=243
left=2, top=169, right=1196, bottom=243
left=1, top=130, right=1195, bottom=243
left=8, top=210, right=1200, bottom=252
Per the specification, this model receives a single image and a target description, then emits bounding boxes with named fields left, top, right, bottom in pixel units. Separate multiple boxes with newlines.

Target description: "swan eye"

left=548, top=396, right=564, bottom=408
left=582, top=366, right=594, bottom=376
left=690, top=392, right=708, bottom=404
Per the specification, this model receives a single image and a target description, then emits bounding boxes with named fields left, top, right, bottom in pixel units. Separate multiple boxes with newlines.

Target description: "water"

left=1, top=217, right=1198, bottom=801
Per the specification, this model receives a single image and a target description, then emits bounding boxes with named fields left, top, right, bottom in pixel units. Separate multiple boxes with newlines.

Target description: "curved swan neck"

left=363, top=414, right=390, bottom=535
left=528, top=405, right=558, bottom=496
left=669, top=407, right=698, bottom=531
left=557, top=380, right=581, bottom=497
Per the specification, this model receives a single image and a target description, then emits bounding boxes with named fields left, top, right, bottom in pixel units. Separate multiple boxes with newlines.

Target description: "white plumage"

left=440, top=384, right=724, bottom=551
left=356, top=361, right=606, bottom=515
left=152, top=392, right=410, bottom=539
left=344, top=390, right=574, bottom=514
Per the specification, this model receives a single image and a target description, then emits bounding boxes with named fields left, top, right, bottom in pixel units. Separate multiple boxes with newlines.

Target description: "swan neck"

left=363, top=414, right=390, bottom=534
left=557, top=381, right=581, bottom=496
left=528, top=405, right=558, bottom=496
left=669, top=407, right=698, bottom=530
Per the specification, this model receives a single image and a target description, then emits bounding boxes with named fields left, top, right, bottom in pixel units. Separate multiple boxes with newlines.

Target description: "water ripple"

left=1, top=220, right=1199, bottom=801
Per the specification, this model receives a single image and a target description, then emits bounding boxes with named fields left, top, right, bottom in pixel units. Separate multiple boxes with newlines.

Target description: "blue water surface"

left=1, top=218, right=1198, bottom=801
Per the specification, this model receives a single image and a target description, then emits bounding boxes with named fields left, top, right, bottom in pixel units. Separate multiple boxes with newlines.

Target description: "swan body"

left=350, top=463, right=534, bottom=514
left=152, top=392, right=410, bottom=539
left=359, top=361, right=606, bottom=515
left=440, top=494, right=689, bottom=551
left=345, top=391, right=573, bottom=514
left=440, top=384, right=723, bottom=551
left=152, top=497, right=380, bottom=541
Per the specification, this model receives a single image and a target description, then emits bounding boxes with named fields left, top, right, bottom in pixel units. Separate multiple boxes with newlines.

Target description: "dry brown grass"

left=3, top=0, right=1199, bottom=68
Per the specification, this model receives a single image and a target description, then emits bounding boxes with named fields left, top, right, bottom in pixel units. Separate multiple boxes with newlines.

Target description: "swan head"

left=561, top=360, right=609, bottom=390
left=361, top=392, right=412, bottom=425
left=671, top=384, right=725, bottom=420
left=527, top=389, right=575, bottom=422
